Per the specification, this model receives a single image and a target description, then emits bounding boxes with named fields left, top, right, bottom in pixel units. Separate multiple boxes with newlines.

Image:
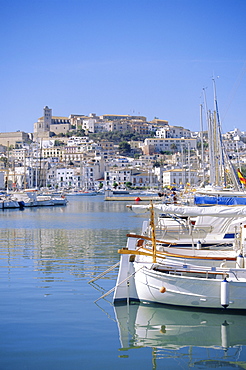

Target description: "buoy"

left=236, top=253, right=244, bottom=268
left=160, top=286, right=166, bottom=293
left=135, top=197, right=141, bottom=202
left=221, top=277, right=229, bottom=308
left=196, top=240, right=201, bottom=250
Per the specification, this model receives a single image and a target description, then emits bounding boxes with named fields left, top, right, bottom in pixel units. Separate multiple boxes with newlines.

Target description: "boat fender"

left=160, top=325, right=166, bottom=333
left=137, top=239, right=144, bottom=247
left=196, top=240, right=201, bottom=250
left=236, top=253, right=244, bottom=268
left=160, top=286, right=166, bottom=293
left=129, top=255, right=135, bottom=262
left=221, top=278, right=229, bottom=308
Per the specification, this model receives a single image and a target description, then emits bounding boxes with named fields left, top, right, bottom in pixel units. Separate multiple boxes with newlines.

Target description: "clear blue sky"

left=0, top=0, right=246, bottom=134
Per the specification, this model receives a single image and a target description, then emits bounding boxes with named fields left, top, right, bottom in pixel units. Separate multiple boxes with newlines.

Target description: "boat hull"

left=113, top=251, right=246, bottom=310
left=133, top=263, right=246, bottom=310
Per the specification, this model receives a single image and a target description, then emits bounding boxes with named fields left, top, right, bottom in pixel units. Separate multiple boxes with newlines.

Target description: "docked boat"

left=35, top=194, right=55, bottom=206
left=194, top=187, right=246, bottom=206
left=0, top=196, right=21, bottom=209
left=65, top=189, right=97, bottom=196
left=112, top=204, right=246, bottom=310
left=10, top=190, right=67, bottom=207
left=51, top=195, right=68, bottom=205
left=129, top=203, right=246, bottom=249
left=11, top=191, right=38, bottom=207
left=113, top=241, right=246, bottom=310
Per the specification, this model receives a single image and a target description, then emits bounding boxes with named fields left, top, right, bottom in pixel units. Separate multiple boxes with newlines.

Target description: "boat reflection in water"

left=114, top=302, right=246, bottom=367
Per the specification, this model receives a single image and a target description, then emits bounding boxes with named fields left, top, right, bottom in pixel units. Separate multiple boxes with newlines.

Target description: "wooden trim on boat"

left=141, top=246, right=236, bottom=261
left=118, top=248, right=162, bottom=258
left=121, top=242, right=236, bottom=261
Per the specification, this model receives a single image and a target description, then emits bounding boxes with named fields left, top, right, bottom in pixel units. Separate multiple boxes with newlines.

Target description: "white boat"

left=10, top=190, right=67, bottom=207
left=112, top=205, right=246, bottom=310
left=113, top=241, right=246, bottom=310
left=51, top=195, right=68, bottom=205
left=35, top=195, right=54, bottom=206
left=129, top=203, right=246, bottom=250
left=65, top=189, right=97, bottom=196
left=0, top=197, right=21, bottom=209
left=11, top=191, right=38, bottom=207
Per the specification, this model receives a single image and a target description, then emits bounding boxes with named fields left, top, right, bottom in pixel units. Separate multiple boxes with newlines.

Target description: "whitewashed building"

left=142, top=138, right=197, bottom=155
left=162, top=169, right=199, bottom=187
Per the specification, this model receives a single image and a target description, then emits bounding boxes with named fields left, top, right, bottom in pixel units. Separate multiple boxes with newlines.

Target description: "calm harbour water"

left=1, top=195, right=246, bottom=370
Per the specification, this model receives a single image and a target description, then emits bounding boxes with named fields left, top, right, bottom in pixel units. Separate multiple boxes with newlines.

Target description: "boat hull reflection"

left=114, top=302, right=246, bottom=351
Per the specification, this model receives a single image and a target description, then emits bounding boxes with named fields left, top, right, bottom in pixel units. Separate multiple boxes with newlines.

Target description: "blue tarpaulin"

left=194, top=196, right=246, bottom=205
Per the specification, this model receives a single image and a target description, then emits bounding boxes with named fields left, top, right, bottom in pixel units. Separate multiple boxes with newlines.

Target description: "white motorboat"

left=11, top=191, right=38, bottom=207
left=65, top=189, right=97, bottom=196
left=10, top=190, right=67, bottom=207
left=35, top=194, right=54, bottom=206
left=0, top=197, right=21, bottom=209
left=50, top=194, right=68, bottom=205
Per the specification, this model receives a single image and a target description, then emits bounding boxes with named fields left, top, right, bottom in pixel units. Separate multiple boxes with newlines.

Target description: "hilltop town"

left=0, top=106, right=245, bottom=191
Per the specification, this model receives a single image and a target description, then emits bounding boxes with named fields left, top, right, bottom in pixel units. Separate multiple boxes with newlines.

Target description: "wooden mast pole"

left=150, top=201, right=157, bottom=263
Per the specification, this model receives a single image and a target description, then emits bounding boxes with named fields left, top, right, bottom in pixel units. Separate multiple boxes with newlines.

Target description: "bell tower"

left=33, top=106, right=53, bottom=139
left=43, top=106, right=52, bottom=131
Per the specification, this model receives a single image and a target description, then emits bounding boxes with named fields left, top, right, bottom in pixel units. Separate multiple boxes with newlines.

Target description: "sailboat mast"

left=213, top=110, right=220, bottom=186
left=203, top=88, right=215, bottom=185
left=213, top=78, right=226, bottom=187
left=150, top=202, right=157, bottom=263
left=6, top=141, right=9, bottom=193
left=207, top=111, right=215, bottom=184
left=200, top=104, right=205, bottom=185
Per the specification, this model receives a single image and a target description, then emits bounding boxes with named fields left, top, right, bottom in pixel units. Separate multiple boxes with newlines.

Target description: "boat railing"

left=151, top=263, right=228, bottom=279
left=152, top=224, right=212, bottom=241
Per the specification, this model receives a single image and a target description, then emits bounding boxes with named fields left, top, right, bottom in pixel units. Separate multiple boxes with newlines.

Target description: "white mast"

left=200, top=104, right=205, bottom=185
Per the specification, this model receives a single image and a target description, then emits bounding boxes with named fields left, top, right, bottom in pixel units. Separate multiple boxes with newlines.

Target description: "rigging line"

left=221, top=60, right=246, bottom=124
left=94, top=266, right=144, bottom=303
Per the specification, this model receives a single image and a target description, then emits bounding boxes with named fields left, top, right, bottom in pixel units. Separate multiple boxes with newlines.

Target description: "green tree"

left=125, top=181, right=132, bottom=188
left=119, top=141, right=131, bottom=153
left=170, top=144, right=177, bottom=151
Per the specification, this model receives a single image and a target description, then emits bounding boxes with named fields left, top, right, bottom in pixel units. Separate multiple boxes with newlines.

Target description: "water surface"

left=1, top=195, right=246, bottom=369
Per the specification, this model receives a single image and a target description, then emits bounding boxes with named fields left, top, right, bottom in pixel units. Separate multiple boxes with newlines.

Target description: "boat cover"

left=130, top=204, right=246, bottom=217
left=194, top=196, right=246, bottom=205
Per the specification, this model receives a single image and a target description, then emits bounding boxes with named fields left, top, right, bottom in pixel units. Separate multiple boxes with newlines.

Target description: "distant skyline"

left=0, top=0, right=246, bottom=134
